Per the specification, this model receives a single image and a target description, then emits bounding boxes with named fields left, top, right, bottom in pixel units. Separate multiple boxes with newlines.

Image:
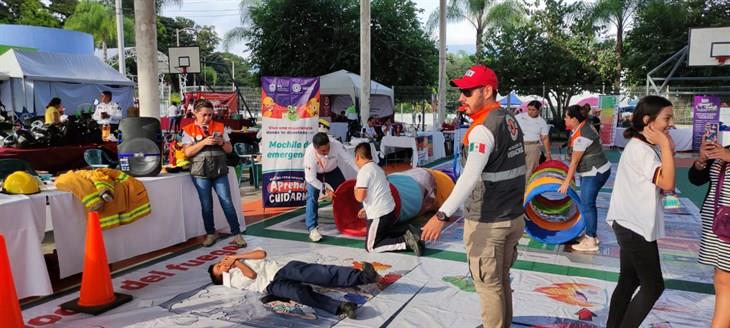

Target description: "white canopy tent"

left=320, top=69, right=394, bottom=119
left=0, top=49, right=134, bottom=117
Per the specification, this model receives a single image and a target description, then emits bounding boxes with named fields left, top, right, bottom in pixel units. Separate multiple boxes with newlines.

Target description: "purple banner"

left=260, top=77, right=320, bottom=207
left=692, top=96, right=721, bottom=150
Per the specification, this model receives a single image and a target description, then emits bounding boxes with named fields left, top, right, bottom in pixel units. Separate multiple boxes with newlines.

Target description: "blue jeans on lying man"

left=305, top=168, right=345, bottom=231
left=191, top=174, right=241, bottom=235
left=579, top=169, right=610, bottom=238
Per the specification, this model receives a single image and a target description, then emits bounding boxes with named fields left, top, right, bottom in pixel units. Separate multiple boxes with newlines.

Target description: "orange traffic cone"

left=0, top=234, right=24, bottom=327
left=61, top=211, right=132, bottom=315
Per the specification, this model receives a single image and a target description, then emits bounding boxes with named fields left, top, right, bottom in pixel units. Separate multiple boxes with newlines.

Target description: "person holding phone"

left=689, top=139, right=730, bottom=328
left=182, top=99, right=247, bottom=248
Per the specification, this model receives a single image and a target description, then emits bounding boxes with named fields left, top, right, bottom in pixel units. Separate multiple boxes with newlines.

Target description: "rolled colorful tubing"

left=332, top=180, right=402, bottom=237
left=332, top=166, right=452, bottom=237
left=523, top=160, right=584, bottom=244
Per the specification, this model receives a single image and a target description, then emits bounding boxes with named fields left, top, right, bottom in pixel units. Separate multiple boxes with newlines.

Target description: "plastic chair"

left=84, top=148, right=119, bottom=169
left=0, top=159, right=37, bottom=181
left=234, top=143, right=260, bottom=189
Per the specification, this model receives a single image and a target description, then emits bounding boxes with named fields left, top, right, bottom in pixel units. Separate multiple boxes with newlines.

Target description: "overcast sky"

left=160, top=0, right=477, bottom=57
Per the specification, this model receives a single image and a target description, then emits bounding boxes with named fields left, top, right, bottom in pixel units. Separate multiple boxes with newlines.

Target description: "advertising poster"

left=598, top=95, right=617, bottom=146
left=692, top=96, right=721, bottom=151
left=260, top=77, right=320, bottom=207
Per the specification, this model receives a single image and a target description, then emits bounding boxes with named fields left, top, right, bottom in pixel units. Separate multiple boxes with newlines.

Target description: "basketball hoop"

left=716, top=56, right=729, bottom=65
left=179, top=66, right=188, bottom=74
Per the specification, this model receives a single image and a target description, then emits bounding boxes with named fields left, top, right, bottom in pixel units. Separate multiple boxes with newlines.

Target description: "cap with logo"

left=450, top=65, right=499, bottom=91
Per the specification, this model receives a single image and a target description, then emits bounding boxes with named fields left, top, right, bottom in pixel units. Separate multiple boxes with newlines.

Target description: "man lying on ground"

left=208, top=248, right=379, bottom=319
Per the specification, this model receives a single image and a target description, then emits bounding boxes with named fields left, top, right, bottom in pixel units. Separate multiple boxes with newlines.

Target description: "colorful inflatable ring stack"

left=523, top=160, right=584, bottom=244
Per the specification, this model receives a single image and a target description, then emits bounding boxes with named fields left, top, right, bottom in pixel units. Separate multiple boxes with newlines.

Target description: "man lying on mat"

left=207, top=248, right=378, bottom=319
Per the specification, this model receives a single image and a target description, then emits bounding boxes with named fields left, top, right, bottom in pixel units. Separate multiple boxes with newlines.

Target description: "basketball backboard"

left=688, top=27, right=730, bottom=66
left=168, top=46, right=201, bottom=74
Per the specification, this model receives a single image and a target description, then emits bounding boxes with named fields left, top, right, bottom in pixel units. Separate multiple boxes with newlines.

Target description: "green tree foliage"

left=0, top=0, right=63, bottom=27
left=157, top=16, right=219, bottom=60
left=425, top=0, right=526, bottom=63
left=484, top=0, right=608, bottom=125
left=623, top=0, right=730, bottom=86
left=231, top=0, right=437, bottom=86
left=65, top=0, right=134, bottom=61
left=49, top=0, right=80, bottom=24
left=589, top=0, right=639, bottom=92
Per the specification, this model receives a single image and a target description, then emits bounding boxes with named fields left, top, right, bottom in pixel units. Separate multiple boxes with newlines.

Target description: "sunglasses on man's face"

left=460, top=87, right=479, bottom=97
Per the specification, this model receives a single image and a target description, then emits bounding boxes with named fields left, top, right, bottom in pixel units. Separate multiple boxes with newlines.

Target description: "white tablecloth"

left=31, top=169, right=244, bottom=278
left=613, top=127, right=693, bottom=151
left=0, top=194, right=53, bottom=298
left=381, top=131, right=446, bottom=167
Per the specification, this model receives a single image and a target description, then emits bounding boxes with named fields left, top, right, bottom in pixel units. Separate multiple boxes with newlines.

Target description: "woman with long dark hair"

left=688, top=122, right=730, bottom=328
left=558, top=104, right=611, bottom=252
left=605, top=95, right=675, bottom=327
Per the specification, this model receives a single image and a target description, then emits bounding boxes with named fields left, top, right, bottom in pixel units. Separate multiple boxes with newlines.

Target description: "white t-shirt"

left=515, top=113, right=549, bottom=142
left=571, top=134, right=611, bottom=176
left=92, top=102, right=122, bottom=125
left=226, top=256, right=282, bottom=293
left=167, top=105, right=180, bottom=117
left=438, top=125, right=495, bottom=216
left=606, top=138, right=664, bottom=241
left=355, top=161, right=395, bottom=219
left=303, top=137, right=357, bottom=190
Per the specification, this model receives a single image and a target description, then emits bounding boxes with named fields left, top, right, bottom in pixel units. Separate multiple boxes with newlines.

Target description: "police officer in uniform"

left=421, top=65, right=526, bottom=328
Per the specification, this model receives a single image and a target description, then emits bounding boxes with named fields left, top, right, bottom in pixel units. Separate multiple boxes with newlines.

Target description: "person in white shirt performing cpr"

left=303, top=132, right=358, bottom=242
left=353, top=142, right=423, bottom=255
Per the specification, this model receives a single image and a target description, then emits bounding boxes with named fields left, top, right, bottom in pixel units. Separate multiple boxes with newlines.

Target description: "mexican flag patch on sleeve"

left=469, top=142, right=487, bottom=154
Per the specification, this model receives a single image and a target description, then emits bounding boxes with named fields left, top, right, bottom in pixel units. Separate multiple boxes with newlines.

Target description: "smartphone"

left=704, top=123, right=719, bottom=143
left=213, top=132, right=221, bottom=138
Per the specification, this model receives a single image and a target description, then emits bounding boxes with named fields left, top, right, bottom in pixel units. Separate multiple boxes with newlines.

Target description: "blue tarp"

left=499, top=91, right=522, bottom=107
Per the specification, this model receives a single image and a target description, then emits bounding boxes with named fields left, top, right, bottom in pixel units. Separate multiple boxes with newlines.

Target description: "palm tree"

left=425, top=0, right=525, bottom=63
left=221, top=1, right=257, bottom=51
left=590, top=0, right=639, bottom=92
left=65, top=0, right=133, bottom=62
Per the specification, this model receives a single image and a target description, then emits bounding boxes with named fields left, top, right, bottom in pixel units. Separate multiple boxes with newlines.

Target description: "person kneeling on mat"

left=208, top=248, right=378, bottom=319
left=353, top=143, right=423, bottom=256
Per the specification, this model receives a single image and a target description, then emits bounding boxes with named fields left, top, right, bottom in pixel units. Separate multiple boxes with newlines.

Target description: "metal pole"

left=437, top=0, right=447, bottom=130
left=360, top=0, right=370, bottom=126
left=134, top=0, right=160, bottom=118
left=115, top=0, right=125, bottom=75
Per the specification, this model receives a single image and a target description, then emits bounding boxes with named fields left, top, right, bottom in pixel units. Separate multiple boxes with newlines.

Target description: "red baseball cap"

left=450, top=65, right=499, bottom=90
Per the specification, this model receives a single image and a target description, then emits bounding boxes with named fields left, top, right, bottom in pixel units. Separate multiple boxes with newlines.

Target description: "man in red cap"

left=421, top=64, right=526, bottom=327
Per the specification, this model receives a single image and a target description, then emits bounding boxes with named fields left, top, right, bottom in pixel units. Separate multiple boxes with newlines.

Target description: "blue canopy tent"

left=499, top=91, right=522, bottom=108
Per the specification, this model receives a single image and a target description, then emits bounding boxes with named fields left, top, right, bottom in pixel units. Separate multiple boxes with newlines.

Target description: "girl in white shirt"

left=605, top=95, right=675, bottom=328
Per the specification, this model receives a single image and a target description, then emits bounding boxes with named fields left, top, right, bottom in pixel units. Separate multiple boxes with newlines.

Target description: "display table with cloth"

left=161, top=117, right=247, bottom=131
left=613, top=127, right=692, bottom=151
left=24, top=169, right=243, bottom=278
left=0, top=142, right=117, bottom=173
left=0, top=194, right=53, bottom=298
left=381, top=131, right=446, bottom=167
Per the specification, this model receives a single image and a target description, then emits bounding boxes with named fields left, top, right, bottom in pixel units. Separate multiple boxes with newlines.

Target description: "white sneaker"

left=572, top=236, right=599, bottom=252
left=309, top=227, right=323, bottom=242
left=578, top=234, right=600, bottom=245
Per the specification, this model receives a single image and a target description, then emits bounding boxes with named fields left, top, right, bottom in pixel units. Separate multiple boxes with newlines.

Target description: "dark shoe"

left=337, top=301, right=357, bottom=319
left=403, top=227, right=423, bottom=256
left=260, top=294, right=291, bottom=304
left=360, top=262, right=378, bottom=284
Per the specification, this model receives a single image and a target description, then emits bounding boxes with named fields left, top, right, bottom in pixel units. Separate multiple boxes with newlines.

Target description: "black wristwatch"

left=435, top=211, right=449, bottom=222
